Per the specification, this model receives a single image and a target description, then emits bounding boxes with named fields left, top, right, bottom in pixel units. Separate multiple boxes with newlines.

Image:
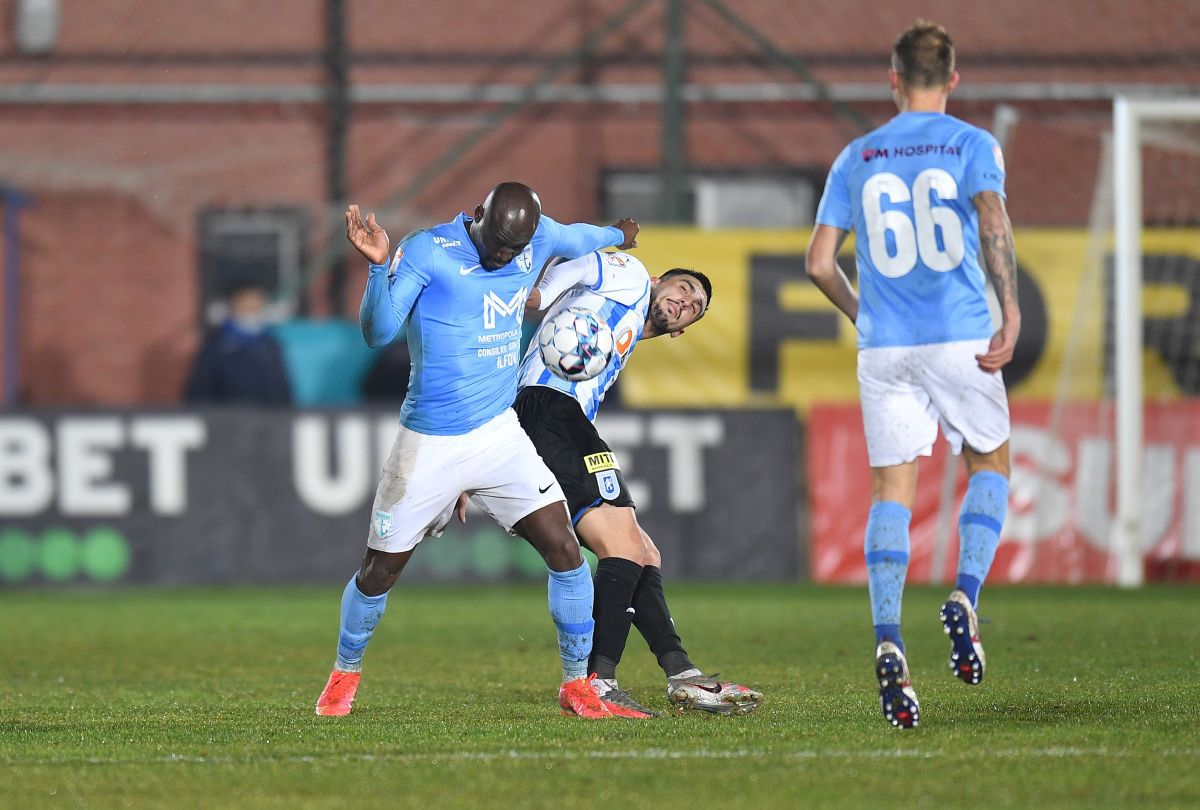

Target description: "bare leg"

left=355, top=546, right=415, bottom=596
left=514, top=502, right=582, bottom=571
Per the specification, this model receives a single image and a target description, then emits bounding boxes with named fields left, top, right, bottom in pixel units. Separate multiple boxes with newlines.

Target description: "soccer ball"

left=538, top=307, right=614, bottom=382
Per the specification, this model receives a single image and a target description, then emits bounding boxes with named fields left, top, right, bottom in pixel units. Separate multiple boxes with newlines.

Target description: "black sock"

left=588, top=557, right=643, bottom=680
left=631, top=565, right=694, bottom=677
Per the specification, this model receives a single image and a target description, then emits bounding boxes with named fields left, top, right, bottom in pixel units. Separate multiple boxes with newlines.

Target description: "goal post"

left=1112, top=96, right=1200, bottom=587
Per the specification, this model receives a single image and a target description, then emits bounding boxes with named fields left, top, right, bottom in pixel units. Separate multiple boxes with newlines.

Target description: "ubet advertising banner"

left=0, top=408, right=799, bottom=586
left=621, top=228, right=1200, bottom=413
left=809, top=402, right=1200, bottom=584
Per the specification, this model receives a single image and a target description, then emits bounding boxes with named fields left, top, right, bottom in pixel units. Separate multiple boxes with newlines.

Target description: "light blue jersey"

left=815, top=111, right=1006, bottom=348
left=518, top=251, right=651, bottom=421
left=360, top=213, right=622, bottom=435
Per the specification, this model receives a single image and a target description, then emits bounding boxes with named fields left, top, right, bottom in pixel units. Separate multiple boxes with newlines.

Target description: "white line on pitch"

left=15, top=746, right=1197, bottom=767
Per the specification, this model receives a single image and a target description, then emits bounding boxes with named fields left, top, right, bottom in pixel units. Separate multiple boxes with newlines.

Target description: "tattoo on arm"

left=977, top=193, right=1019, bottom=320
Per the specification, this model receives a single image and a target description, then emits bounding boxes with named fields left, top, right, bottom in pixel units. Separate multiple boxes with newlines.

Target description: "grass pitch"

left=1, top=583, right=1197, bottom=807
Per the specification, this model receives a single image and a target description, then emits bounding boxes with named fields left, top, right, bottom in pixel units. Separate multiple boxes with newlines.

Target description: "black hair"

left=660, top=268, right=713, bottom=312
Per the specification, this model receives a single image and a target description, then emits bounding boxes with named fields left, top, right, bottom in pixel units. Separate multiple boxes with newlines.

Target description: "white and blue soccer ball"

left=538, top=307, right=614, bottom=382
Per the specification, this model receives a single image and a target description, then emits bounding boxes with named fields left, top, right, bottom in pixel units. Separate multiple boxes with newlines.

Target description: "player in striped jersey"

left=510, top=250, right=761, bottom=716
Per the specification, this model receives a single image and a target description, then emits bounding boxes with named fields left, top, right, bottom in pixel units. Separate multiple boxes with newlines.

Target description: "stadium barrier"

left=809, top=402, right=1200, bottom=584
left=0, top=407, right=799, bottom=586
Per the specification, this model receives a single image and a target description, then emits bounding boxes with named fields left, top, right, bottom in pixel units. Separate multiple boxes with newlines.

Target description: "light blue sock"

left=334, top=574, right=388, bottom=672
left=956, top=471, right=1009, bottom=609
left=865, top=501, right=912, bottom=653
left=548, top=560, right=595, bottom=682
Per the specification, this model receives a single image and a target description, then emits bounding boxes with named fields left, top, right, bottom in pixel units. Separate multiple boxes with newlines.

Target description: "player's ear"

left=947, top=71, right=960, bottom=93
left=888, top=69, right=900, bottom=92
left=669, top=328, right=684, bottom=339
left=473, top=204, right=485, bottom=220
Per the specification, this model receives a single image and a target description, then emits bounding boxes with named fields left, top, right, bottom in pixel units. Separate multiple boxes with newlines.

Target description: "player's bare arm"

left=805, top=224, right=859, bottom=323
left=345, top=204, right=390, bottom=266
left=525, top=288, right=542, bottom=315
left=974, top=191, right=1021, bottom=372
left=612, top=217, right=639, bottom=250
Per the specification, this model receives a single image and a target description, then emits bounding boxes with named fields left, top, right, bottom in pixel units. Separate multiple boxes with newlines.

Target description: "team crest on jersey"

left=615, top=328, right=635, bottom=356
left=605, top=252, right=627, bottom=267
left=596, top=470, right=621, bottom=500
left=373, top=509, right=393, bottom=538
left=516, top=245, right=534, bottom=273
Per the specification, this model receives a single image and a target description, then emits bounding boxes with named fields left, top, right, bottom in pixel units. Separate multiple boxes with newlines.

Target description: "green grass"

left=1, top=584, right=1197, bottom=808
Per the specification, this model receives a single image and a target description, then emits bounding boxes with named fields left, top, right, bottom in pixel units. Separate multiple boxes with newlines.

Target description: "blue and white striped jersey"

left=518, top=251, right=651, bottom=422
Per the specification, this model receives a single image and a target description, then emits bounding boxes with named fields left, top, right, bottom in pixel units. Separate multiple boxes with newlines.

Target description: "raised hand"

left=612, top=217, right=640, bottom=250
left=345, top=204, right=390, bottom=266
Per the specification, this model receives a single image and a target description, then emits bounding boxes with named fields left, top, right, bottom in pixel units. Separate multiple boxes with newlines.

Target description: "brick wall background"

left=1, top=0, right=1198, bottom=404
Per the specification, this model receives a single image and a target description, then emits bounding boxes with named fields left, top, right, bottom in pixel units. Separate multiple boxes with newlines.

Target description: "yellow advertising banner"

left=620, top=228, right=1200, bottom=414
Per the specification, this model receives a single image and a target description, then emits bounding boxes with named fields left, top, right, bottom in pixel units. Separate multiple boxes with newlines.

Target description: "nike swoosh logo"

left=459, top=264, right=481, bottom=275
left=538, top=482, right=555, bottom=494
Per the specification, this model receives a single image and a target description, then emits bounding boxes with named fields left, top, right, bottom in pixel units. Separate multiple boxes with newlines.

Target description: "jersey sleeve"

left=814, top=144, right=855, bottom=231
left=539, top=214, right=623, bottom=260
left=592, top=252, right=651, bottom=305
left=358, top=232, right=432, bottom=347
left=533, top=253, right=601, bottom=311
left=963, top=129, right=1007, bottom=200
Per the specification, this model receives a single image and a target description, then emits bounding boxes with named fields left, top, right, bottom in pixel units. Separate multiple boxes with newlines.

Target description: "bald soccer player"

left=315, top=183, right=639, bottom=719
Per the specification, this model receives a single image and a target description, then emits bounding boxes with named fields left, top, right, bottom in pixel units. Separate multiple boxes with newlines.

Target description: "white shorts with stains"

left=857, top=338, right=1010, bottom=468
left=367, top=408, right=566, bottom=553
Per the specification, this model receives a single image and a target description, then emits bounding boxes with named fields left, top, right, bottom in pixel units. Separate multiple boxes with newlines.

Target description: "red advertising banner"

left=809, top=402, right=1200, bottom=584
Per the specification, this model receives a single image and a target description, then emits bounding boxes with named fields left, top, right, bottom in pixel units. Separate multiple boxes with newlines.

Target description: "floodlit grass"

left=1, top=584, right=1197, bottom=807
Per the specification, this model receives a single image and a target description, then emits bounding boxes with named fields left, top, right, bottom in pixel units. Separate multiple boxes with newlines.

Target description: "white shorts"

left=367, top=409, right=567, bottom=553
left=857, top=339, right=1011, bottom=468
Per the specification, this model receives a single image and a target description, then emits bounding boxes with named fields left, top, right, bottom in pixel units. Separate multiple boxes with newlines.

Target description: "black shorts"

left=513, top=386, right=635, bottom=523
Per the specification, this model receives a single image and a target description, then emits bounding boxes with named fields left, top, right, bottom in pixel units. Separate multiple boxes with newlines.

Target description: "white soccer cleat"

left=666, top=671, right=762, bottom=715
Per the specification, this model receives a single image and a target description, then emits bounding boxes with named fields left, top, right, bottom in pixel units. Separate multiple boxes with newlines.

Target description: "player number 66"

left=862, top=168, right=966, bottom=278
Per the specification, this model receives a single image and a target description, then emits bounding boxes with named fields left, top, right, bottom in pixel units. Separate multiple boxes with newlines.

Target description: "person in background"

left=184, top=281, right=291, bottom=405
left=360, top=340, right=412, bottom=403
